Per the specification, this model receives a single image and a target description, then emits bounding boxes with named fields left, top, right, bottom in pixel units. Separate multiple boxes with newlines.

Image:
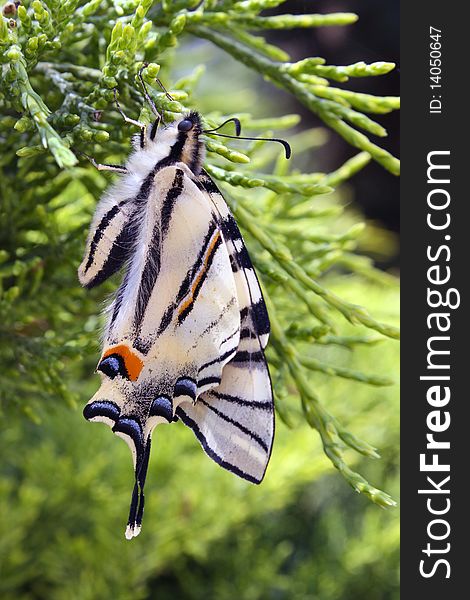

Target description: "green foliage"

left=1, top=2, right=399, bottom=597
left=1, top=0, right=399, bottom=173
left=0, top=283, right=398, bottom=598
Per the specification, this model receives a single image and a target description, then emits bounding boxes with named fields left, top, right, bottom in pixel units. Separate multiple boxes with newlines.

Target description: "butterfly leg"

left=113, top=89, right=145, bottom=129
left=80, top=152, right=128, bottom=174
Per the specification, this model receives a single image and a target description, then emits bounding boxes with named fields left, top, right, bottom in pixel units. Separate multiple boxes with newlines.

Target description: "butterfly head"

left=139, top=111, right=205, bottom=175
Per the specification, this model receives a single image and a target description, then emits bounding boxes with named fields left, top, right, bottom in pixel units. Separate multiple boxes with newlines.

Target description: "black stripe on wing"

left=109, top=268, right=130, bottom=330
left=197, top=375, right=222, bottom=389
left=198, top=347, right=238, bottom=373
left=152, top=221, right=221, bottom=340
left=238, top=302, right=270, bottom=340
left=177, top=232, right=222, bottom=324
left=83, top=203, right=122, bottom=273
left=198, top=399, right=269, bottom=452
left=161, top=169, right=184, bottom=238
left=85, top=216, right=136, bottom=289
left=133, top=169, right=185, bottom=332
left=174, top=221, right=218, bottom=307
left=175, top=406, right=262, bottom=484
left=197, top=172, right=270, bottom=345
left=209, top=390, right=273, bottom=410
left=133, top=221, right=161, bottom=330
left=230, top=349, right=265, bottom=364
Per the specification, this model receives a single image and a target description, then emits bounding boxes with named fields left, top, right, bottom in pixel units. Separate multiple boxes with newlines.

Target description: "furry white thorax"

left=97, top=116, right=202, bottom=214
left=107, top=122, right=182, bottom=201
left=127, top=122, right=180, bottom=176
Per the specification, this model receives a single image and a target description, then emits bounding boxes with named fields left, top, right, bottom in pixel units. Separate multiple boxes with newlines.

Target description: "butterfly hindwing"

left=176, top=360, right=274, bottom=483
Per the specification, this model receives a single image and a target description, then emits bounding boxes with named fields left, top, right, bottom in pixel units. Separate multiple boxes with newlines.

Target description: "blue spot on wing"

left=83, top=400, right=121, bottom=422
left=150, top=396, right=174, bottom=422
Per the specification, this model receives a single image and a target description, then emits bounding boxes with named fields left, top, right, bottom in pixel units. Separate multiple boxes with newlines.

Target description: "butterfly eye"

left=178, top=119, right=193, bottom=132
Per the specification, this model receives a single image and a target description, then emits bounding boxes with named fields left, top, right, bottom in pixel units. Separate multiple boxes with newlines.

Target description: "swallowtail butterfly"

left=79, top=77, right=288, bottom=539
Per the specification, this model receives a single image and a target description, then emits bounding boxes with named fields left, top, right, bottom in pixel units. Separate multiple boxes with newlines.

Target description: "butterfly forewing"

left=176, top=172, right=274, bottom=484
left=78, top=192, right=138, bottom=289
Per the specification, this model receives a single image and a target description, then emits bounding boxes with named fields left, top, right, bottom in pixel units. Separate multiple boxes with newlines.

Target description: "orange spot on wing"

left=102, top=344, right=144, bottom=381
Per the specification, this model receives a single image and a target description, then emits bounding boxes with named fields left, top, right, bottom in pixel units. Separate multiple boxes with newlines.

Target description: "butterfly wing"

left=176, top=171, right=274, bottom=484
left=86, top=164, right=241, bottom=439
left=78, top=178, right=142, bottom=289
left=84, top=163, right=243, bottom=537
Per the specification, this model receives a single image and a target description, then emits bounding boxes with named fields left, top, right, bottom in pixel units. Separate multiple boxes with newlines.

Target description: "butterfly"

left=78, top=72, right=290, bottom=539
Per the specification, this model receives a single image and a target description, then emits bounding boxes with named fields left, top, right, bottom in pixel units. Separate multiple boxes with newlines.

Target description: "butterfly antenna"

left=112, top=88, right=145, bottom=128
left=205, top=131, right=292, bottom=159
left=203, top=117, right=242, bottom=137
left=138, top=64, right=163, bottom=120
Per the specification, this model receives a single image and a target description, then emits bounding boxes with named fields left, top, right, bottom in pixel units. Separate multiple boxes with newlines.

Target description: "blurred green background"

left=0, top=6, right=399, bottom=600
